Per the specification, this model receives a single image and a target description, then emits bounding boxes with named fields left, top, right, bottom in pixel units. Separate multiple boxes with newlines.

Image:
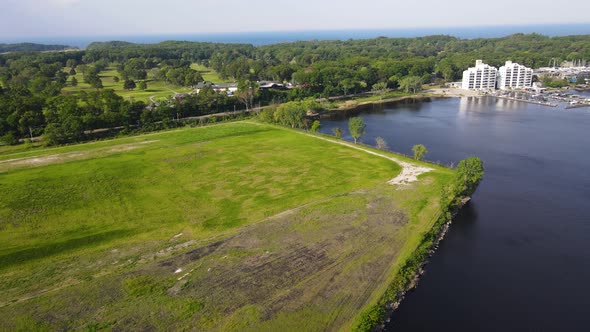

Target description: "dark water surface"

left=319, top=97, right=590, bottom=331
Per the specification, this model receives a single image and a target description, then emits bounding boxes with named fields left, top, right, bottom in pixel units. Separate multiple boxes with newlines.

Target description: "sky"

left=1, top=0, right=589, bottom=38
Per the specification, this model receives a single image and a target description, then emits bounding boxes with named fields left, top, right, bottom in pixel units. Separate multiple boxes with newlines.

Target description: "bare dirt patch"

left=132, top=191, right=408, bottom=329
left=0, top=140, right=158, bottom=172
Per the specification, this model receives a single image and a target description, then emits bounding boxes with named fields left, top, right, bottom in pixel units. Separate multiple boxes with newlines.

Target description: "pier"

left=493, top=95, right=558, bottom=107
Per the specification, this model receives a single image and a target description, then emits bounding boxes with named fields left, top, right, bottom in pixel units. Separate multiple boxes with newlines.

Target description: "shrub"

left=376, top=137, right=388, bottom=150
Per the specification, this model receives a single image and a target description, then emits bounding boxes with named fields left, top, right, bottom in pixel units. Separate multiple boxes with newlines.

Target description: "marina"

left=490, top=89, right=590, bottom=109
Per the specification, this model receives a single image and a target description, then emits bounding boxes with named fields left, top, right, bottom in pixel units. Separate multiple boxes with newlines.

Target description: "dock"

left=493, top=95, right=558, bottom=107
left=565, top=103, right=590, bottom=110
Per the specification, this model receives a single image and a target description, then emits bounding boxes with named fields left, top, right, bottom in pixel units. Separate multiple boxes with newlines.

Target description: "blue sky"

left=1, top=0, right=589, bottom=38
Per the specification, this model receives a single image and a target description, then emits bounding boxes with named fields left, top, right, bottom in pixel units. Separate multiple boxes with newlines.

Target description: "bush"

left=376, top=137, right=388, bottom=150
left=258, top=107, right=276, bottom=123
left=332, top=127, right=342, bottom=139
left=310, top=120, right=321, bottom=133
left=0, top=132, right=18, bottom=145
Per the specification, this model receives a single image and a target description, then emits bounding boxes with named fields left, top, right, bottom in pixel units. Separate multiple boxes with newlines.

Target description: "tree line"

left=1, top=34, right=589, bottom=145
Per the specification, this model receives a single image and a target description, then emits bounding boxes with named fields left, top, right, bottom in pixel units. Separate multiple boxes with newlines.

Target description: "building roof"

left=195, top=81, right=238, bottom=89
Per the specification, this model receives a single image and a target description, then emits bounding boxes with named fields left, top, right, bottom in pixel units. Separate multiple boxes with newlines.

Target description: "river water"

left=319, top=96, right=590, bottom=331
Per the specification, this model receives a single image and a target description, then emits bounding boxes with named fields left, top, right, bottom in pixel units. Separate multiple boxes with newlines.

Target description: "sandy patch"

left=387, top=161, right=432, bottom=186
left=426, top=87, right=481, bottom=97
left=305, top=134, right=432, bottom=186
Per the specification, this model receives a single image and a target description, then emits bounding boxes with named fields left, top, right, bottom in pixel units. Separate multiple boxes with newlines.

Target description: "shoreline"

left=323, top=87, right=481, bottom=115
left=354, top=196, right=472, bottom=331
left=322, top=94, right=441, bottom=117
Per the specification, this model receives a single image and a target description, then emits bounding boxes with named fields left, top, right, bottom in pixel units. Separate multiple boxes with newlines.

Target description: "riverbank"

left=319, top=96, right=590, bottom=330
left=353, top=194, right=472, bottom=331
left=325, top=87, right=480, bottom=115
left=325, top=95, right=436, bottom=116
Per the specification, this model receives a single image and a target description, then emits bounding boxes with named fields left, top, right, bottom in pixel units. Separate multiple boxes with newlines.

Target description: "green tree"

left=237, top=80, right=259, bottom=110
left=42, top=95, right=84, bottom=145
left=371, top=82, right=388, bottom=100
left=91, top=78, right=103, bottom=89
left=18, top=110, right=44, bottom=140
left=339, top=78, right=356, bottom=96
left=399, top=76, right=423, bottom=93
left=456, top=157, right=484, bottom=197
left=66, top=59, right=77, bottom=69
left=71, top=77, right=78, bottom=87
left=0, top=132, right=17, bottom=145
left=310, top=120, right=320, bottom=133
left=332, top=127, right=342, bottom=139
left=412, top=144, right=428, bottom=160
left=122, top=58, right=147, bottom=80
left=138, top=80, right=147, bottom=90
left=348, top=117, right=366, bottom=144
left=435, top=59, right=458, bottom=81
left=124, top=79, right=136, bottom=90
left=274, top=101, right=305, bottom=128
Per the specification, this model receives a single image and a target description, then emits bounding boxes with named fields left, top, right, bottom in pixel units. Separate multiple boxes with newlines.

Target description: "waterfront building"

left=498, top=61, right=533, bottom=90
left=461, top=60, right=498, bottom=90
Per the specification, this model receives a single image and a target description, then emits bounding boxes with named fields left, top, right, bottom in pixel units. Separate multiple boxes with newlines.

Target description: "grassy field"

left=190, top=63, right=234, bottom=83
left=62, top=67, right=192, bottom=102
left=0, top=122, right=454, bottom=331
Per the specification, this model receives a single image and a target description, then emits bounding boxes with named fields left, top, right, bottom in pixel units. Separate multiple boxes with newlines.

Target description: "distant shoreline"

left=323, top=88, right=477, bottom=115
left=3, top=23, right=590, bottom=49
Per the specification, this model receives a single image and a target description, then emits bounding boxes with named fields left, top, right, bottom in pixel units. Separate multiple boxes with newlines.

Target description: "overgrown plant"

left=332, top=127, right=342, bottom=139
left=376, top=137, right=388, bottom=150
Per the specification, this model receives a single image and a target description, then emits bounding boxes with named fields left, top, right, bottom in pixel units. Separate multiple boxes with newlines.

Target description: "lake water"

left=319, top=97, right=590, bottom=331
left=4, top=23, right=590, bottom=48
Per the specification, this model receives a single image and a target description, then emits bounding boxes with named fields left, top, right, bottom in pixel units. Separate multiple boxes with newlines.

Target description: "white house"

left=194, top=81, right=238, bottom=95
left=497, top=61, right=533, bottom=90
left=462, top=60, right=498, bottom=90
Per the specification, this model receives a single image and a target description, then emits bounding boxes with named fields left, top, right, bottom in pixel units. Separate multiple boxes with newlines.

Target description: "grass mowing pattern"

left=190, top=63, right=234, bottom=83
left=0, top=122, right=455, bottom=331
left=62, top=66, right=192, bottom=102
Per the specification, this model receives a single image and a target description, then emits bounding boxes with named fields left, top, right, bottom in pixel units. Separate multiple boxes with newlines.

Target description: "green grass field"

left=62, top=67, right=192, bottom=102
left=190, top=63, right=234, bottom=83
left=0, top=122, right=454, bottom=331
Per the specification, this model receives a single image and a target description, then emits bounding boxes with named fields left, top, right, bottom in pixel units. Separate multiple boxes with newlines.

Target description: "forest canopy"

left=1, top=33, right=589, bottom=145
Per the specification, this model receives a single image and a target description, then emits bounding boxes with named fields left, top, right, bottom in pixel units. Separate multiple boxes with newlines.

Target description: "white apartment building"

left=462, top=60, right=498, bottom=90
left=497, top=61, right=533, bottom=90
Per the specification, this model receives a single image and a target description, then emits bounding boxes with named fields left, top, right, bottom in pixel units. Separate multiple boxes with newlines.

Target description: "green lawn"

left=0, top=122, right=454, bottom=331
left=190, top=63, right=234, bottom=83
left=62, top=66, right=192, bottom=102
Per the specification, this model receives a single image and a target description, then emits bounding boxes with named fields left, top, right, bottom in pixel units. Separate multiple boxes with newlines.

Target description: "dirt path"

left=165, top=87, right=179, bottom=95
left=304, top=134, right=433, bottom=186
left=250, top=121, right=432, bottom=186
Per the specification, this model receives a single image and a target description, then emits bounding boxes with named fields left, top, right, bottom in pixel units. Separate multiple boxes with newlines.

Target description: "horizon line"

left=2, top=22, right=590, bottom=40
